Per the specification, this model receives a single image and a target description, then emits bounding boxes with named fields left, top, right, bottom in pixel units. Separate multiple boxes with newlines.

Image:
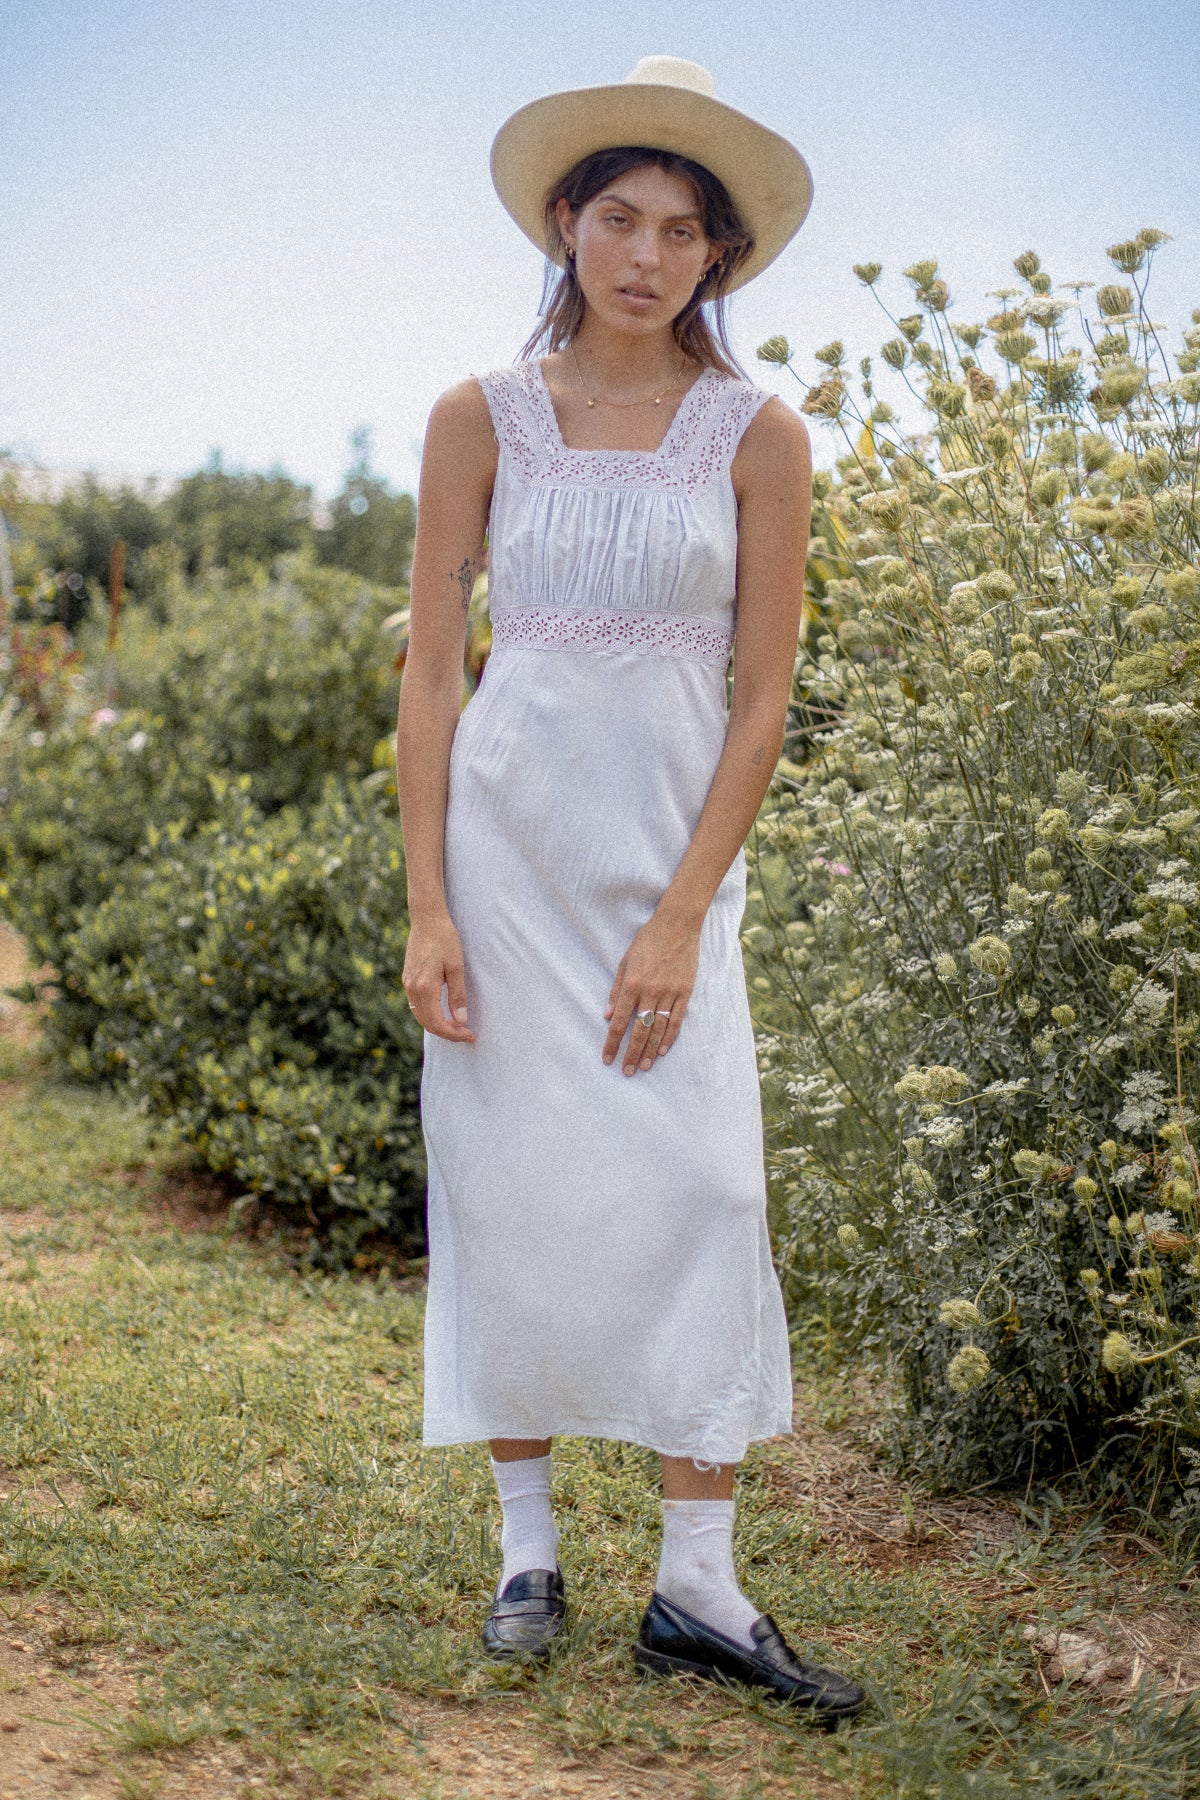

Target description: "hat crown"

left=623, top=55, right=715, bottom=97
left=489, top=55, right=813, bottom=292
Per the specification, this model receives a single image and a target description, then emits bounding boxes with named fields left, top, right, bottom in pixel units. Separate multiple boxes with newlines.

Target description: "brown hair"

left=519, top=146, right=754, bottom=378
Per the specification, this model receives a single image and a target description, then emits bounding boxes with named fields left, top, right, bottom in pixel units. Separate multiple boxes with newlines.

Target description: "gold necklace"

left=570, top=344, right=690, bottom=409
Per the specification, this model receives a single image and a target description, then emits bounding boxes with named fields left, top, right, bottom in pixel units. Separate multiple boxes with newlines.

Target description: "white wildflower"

left=1115, top=1071, right=1169, bottom=1134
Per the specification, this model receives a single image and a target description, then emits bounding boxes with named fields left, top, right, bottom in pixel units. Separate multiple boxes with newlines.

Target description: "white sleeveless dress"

left=419, top=359, right=794, bottom=1465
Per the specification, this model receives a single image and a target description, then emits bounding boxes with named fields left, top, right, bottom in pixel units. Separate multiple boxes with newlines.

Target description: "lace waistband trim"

left=489, top=605, right=734, bottom=666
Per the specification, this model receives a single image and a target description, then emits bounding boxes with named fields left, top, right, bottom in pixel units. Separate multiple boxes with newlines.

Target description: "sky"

left=3, top=0, right=1199, bottom=499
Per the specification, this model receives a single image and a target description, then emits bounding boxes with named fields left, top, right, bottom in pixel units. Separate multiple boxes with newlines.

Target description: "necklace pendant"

left=587, top=398, right=595, bottom=408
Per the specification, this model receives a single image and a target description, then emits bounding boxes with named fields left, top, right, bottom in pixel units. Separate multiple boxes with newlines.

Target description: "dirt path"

left=0, top=1589, right=851, bottom=1800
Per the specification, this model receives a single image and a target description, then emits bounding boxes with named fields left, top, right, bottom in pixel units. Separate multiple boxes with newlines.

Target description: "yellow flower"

left=1101, top=1332, right=1137, bottom=1375
left=801, top=378, right=845, bottom=417
left=1100, top=367, right=1145, bottom=408
left=977, top=570, right=1017, bottom=603
left=857, top=490, right=909, bottom=530
left=1009, top=651, right=1044, bottom=683
left=1111, top=496, right=1154, bottom=539
left=894, top=1064, right=971, bottom=1104
left=969, top=935, right=1011, bottom=978
left=1036, top=808, right=1071, bottom=843
left=997, top=330, right=1036, bottom=363
left=947, top=1346, right=991, bottom=1393
left=1097, top=283, right=1134, bottom=317
left=1107, top=242, right=1145, bottom=274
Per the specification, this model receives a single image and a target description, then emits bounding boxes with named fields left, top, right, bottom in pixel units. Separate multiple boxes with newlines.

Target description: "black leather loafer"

left=633, top=1593, right=866, bottom=1726
left=481, top=1567, right=567, bottom=1660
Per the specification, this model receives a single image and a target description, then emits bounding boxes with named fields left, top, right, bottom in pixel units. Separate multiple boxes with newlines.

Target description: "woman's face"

left=556, top=163, right=722, bottom=339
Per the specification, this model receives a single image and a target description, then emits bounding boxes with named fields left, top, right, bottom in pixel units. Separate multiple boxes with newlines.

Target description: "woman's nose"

left=628, top=227, right=661, bottom=268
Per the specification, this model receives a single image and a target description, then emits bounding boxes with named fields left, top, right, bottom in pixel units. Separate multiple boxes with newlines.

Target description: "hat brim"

left=490, top=82, right=813, bottom=292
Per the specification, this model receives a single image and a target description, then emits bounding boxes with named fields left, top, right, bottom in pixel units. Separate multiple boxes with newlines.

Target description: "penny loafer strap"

left=492, top=1596, right=563, bottom=1618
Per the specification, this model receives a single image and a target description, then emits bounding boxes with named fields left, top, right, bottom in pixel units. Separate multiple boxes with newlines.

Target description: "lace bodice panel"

left=477, top=362, right=770, bottom=665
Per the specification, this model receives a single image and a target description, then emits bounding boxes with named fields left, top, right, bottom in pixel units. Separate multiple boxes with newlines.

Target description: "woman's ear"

left=554, top=196, right=577, bottom=256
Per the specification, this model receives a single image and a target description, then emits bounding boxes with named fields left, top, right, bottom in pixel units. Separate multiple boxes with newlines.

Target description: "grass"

left=2, top=1036, right=1200, bottom=1797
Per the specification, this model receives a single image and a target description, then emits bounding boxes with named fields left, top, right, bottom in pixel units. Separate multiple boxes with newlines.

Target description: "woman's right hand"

left=402, top=912, right=477, bottom=1043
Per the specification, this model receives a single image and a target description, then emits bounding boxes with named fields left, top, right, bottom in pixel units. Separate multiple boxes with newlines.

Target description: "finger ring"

left=636, top=1009, right=655, bottom=1029
left=655, top=1009, right=671, bottom=1017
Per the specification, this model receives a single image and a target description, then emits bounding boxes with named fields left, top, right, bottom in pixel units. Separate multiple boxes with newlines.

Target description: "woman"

left=396, top=55, right=865, bottom=1724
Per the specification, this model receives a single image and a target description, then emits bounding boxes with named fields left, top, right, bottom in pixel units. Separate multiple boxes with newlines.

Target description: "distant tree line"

left=1, top=426, right=415, bottom=629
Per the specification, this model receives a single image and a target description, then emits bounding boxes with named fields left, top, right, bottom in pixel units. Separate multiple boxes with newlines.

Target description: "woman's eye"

left=604, top=213, right=629, bottom=227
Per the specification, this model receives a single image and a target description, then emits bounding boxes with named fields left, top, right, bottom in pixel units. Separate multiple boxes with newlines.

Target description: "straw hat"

left=490, top=56, right=813, bottom=292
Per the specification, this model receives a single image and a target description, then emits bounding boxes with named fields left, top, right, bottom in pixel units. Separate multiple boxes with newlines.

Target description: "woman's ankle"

left=489, top=1437, right=553, bottom=1462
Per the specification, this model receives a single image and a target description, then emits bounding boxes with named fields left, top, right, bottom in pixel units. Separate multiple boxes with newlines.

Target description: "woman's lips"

left=616, top=286, right=659, bottom=310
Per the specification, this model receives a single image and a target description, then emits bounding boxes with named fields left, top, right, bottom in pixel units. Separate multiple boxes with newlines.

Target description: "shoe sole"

left=482, top=1640, right=553, bottom=1662
left=632, top=1642, right=863, bottom=1728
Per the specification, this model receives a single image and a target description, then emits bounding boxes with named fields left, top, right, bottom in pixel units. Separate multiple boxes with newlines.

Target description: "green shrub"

left=0, top=710, right=200, bottom=1055
left=0, top=563, right=402, bottom=1058
left=106, top=561, right=402, bottom=814
left=751, top=234, right=1200, bottom=1502
left=162, top=463, right=313, bottom=581
left=64, top=780, right=425, bottom=1253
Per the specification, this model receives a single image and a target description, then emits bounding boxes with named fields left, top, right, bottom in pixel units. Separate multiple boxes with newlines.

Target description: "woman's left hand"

left=602, top=910, right=702, bottom=1075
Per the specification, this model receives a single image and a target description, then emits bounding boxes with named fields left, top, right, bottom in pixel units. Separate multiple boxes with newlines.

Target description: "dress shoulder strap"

left=667, top=376, right=774, bottom=491
left=475, top=365, right=547, bottom=480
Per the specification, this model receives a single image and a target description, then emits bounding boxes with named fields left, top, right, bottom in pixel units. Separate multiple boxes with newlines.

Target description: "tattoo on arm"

left=751, top=745, right=766, bottom=766
left=453, top=557, right=476, bottom=612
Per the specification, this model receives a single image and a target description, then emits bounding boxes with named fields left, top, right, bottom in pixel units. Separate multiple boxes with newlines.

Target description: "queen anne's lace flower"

left=938, top=1299, right=982, bottom=1330
left=1115, top=1071, right=1169, bottom=1133
left=947, top=1346, right=991, bottom=1393
left=969, top=935, right=1011, bottom=977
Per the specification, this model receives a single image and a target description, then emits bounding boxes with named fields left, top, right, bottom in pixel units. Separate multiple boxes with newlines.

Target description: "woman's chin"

left=589, top=302, right=676, bottom=339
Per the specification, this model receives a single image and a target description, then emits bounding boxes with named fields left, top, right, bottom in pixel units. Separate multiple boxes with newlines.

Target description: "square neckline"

left=532, top=357, right=718, bottom=459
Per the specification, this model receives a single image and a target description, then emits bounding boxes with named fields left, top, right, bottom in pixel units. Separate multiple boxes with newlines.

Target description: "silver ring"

left=636, top=1009, right=655, bottom=1029
left=655, top=1009, right=672, bottom=1017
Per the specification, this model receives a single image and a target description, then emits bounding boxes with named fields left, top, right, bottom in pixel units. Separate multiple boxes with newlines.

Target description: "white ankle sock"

left=490, top=1454, right=559, bottom=1588
left=656, top=1498, right=762, bottom=1652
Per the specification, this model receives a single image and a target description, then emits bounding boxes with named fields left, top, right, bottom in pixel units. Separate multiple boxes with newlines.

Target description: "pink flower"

left=89, top=707, right=118, bottom=732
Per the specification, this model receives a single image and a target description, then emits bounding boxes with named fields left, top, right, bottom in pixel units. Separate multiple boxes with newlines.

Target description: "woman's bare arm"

left=396, top=379, right=498, bottom=1042
left=601, top=397, right=811, bottom=1072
